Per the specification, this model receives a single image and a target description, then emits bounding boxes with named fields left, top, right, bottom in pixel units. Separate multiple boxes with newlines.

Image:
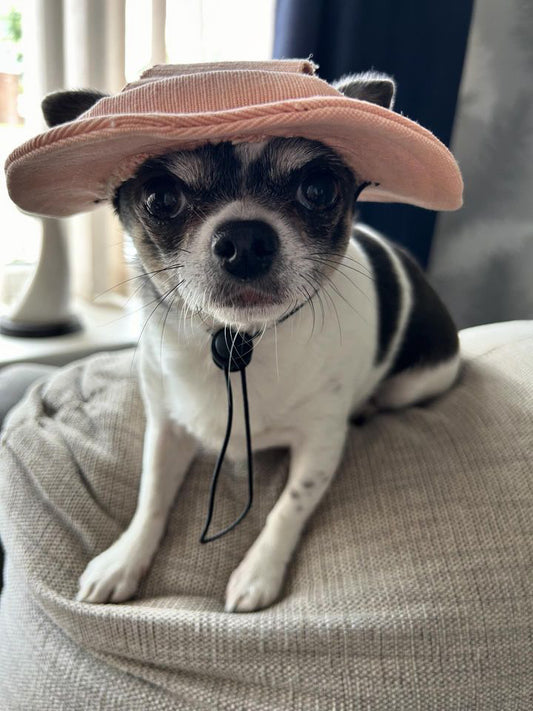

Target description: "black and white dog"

left=45, top=74, right=459, bottom=612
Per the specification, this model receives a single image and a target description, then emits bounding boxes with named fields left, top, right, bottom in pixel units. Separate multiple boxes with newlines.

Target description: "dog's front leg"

left=225, top=424, right=347, bottom=612
left=76, top=418, right=197, bottom=603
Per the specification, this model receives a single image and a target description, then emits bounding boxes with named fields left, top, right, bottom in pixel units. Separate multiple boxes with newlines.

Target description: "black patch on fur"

left=181, top=143, right=241, bottom=203
left=116, top=144, right=244, bottom=256
left=246, top=138, right=358, bottom=253
left=117, top=139, right=358, bottom=260
left=389, top=249, right=459, bottom=374
left=42, top=89, right=107, bottom=127
left=135, top=143, right=242, bottom=207
left=353, top=227, right=400, bottom=364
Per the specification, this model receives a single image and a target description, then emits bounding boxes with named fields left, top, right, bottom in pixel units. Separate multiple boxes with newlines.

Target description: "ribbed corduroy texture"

left=4, top=60, right=463, bottom=218
left=124, top=59, right=317, bottom=89
left=0, top=321, right=531, bottom=710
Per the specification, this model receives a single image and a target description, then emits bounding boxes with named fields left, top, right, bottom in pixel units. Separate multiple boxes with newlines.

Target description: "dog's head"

left=115, top=136, right=364, bottom=328
left=43, top=73, right=395, bottom=329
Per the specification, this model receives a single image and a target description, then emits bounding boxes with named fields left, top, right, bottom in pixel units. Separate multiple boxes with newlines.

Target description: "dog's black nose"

left=212, top=220, right=278, bottom=280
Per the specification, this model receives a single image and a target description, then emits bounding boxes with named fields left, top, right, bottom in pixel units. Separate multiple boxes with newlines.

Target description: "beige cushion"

left=0, top=321, right=531, bottom=710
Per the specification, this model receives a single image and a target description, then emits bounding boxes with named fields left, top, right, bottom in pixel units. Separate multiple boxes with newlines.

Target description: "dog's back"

left=352, top=224, right=460, bottom=411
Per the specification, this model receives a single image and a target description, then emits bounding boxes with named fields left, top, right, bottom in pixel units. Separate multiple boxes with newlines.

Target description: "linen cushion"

left=0, top=321, right=531, bottom=709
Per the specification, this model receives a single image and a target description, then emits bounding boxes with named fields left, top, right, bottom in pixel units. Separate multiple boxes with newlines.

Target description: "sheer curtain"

left=62, top=0, right=128, bottom=304
left=1, top=0, right=276, bottom=329
left=1, top=0, right=131, bottom=335
left=1, top=0, right=168, bottom=330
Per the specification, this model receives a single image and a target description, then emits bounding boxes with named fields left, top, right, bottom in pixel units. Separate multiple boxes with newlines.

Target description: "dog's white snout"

left=211, top=219, right=279, bottom=281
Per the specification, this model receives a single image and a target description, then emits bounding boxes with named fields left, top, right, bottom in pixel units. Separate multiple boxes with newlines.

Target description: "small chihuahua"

left=45, top=73, right=459, bottom=612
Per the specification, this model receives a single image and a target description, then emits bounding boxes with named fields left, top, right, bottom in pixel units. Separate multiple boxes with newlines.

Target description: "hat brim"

left=6, top=96, right=463, bottom=217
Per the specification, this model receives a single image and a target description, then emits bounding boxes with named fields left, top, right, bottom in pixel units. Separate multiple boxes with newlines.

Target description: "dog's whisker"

left=97, top=288, right=173, bottom=328
left=254, top=321, right=269, bottom=351
left=318, top=281, right=343, bottom=345
left=159, top=282, right=182, bottom=370
left=332, top=264, right=373, bottom=301
left=312, top=250, right=374, bottom=279
left=95, top=263, right=184, bottom=304
left=309, top=271, right=334, bottom=337
left=272, top=322, right=280, bottom=380
left=321, top=271, right=369, bottom=328
left=304, top=256, right=373, bottom=300
left=300, top=273, right=325, bottom=335
left=298, top=284, right=316, bottom=342
left=131, top=280, right=183, bottom=368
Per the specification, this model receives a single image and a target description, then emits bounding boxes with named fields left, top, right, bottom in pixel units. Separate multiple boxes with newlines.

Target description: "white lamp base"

left=3, top=218, right=81, bottom=340
left=0, top=314, right=81, bottom=338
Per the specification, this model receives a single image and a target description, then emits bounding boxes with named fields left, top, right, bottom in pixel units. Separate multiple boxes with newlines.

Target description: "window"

left=0, top=0, right=276, bottom=312
left=0, top=2, right=42, bottom=307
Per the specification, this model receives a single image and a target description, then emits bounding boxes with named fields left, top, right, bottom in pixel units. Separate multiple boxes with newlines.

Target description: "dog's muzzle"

left=211, top=220, right=278, bottom=280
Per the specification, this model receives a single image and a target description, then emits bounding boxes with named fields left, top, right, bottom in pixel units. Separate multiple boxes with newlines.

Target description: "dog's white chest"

left=158, top=341, right=323, bottom=456
left=139, top=239, right=382, bottom=459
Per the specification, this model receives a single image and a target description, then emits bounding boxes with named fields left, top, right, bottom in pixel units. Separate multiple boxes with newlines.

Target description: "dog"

left=41, top=72, right=459, bottom=612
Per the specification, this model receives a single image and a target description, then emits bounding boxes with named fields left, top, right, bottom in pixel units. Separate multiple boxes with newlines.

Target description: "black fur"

left=354, top=227, right=458, bottom=373
left=42, top=89, right=107, bottom=127
left=116, top=139, right=361, bottom=262
left=390, top=249, right=459, bottom=374
left=353, top=227, right=400, bottom=364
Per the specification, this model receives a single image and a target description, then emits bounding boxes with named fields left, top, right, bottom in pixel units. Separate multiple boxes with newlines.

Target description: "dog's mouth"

left=196, top=280, right=290, bottom=326
left=223, top=285, right=277, bottom=308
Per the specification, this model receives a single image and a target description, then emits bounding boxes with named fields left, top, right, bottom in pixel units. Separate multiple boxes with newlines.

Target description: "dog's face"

left=41, top=71, right=396, bottom=330
left=114, top=137, right=367, bottom=328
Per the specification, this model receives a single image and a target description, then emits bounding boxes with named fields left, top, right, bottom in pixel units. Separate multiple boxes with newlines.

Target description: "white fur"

left=374, top=357, right=460, bottom=410
left=76, top=217, right=458, bottom=613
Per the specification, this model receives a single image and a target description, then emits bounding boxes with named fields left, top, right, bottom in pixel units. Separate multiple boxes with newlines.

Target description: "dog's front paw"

left=225, top=548, right=285, bottom=613
left=76, top=537, right=152, bottom=604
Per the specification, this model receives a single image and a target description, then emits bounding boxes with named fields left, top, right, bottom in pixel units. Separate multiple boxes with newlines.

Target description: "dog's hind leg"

left=373, top=355, right=460, bottom=410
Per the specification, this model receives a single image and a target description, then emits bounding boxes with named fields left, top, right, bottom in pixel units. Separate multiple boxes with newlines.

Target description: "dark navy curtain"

left=273, top=0, right=474, bottom=268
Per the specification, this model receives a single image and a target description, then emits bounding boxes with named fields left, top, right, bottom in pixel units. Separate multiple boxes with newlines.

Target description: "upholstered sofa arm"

left=0, top=321, right=531, bottom=709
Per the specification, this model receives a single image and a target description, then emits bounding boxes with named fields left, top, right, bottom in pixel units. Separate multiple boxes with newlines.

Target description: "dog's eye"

left=297, top=172, right=339, bottom=210
left=142, top=177, right=185, bottom=220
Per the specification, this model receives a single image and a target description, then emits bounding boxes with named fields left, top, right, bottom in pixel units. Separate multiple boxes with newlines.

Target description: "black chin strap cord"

left=199, top=300, right=309, bottom=544
left=200, top=330, right=254, bottom=543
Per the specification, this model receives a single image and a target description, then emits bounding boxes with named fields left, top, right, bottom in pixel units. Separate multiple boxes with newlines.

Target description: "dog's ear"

left=41, top=89, right=108, bottom=127
left=333, top=72, right=396, bottom=109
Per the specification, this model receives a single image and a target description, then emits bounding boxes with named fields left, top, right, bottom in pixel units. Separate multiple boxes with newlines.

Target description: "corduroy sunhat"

left=5, top=59, right=463, bottom=218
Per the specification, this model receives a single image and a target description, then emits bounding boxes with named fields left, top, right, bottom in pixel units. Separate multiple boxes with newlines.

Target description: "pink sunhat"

left=5, top=59, right=463, bottom=218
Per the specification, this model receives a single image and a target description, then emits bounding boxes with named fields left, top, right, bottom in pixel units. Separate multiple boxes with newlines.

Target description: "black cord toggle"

left=211, top=329, right=254, bottom=372
left=200, top=329, right=255, bottom=543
